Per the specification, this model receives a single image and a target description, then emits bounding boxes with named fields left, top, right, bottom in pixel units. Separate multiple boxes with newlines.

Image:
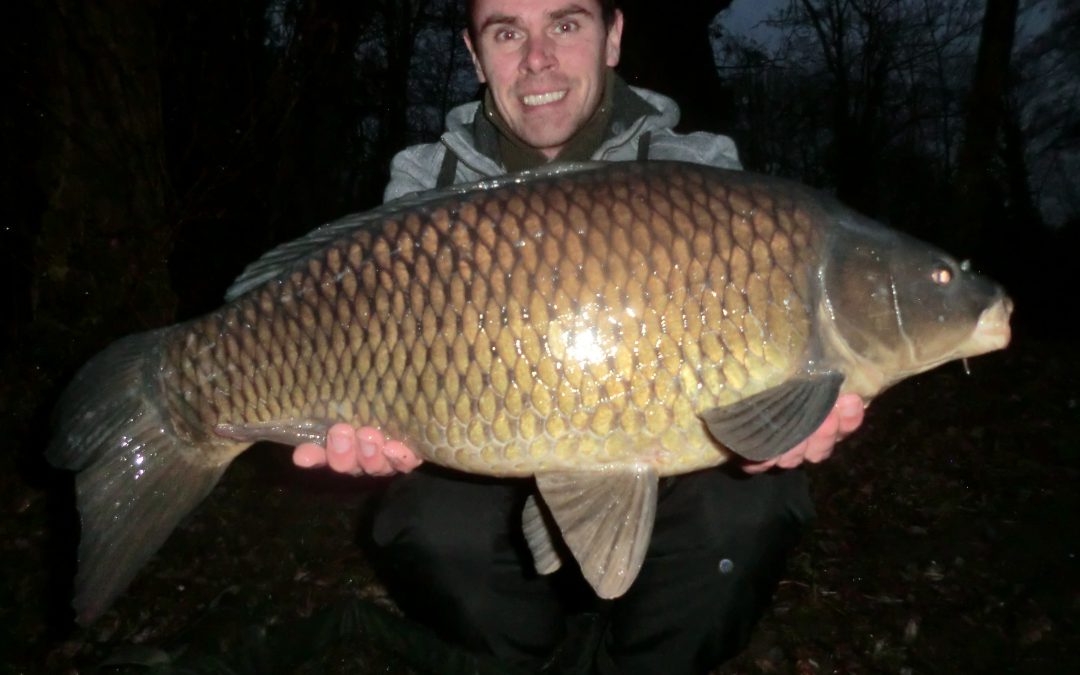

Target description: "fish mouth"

left=964, top=296, right=1013, bottom=356
left=522, top=90, right=568, bottom=107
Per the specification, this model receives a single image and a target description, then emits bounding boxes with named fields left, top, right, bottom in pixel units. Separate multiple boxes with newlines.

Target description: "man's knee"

left=653, top=467, right=813, bottom=553
left=370, top=470, right=517, bottom=596
left=371, top=469, right=522, bottom=556
left=599, top=469, right=814, bottom=673
left=367, top=471, right=564, bottom=663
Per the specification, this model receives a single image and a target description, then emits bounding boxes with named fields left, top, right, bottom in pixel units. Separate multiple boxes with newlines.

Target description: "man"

left=294, top=1, right=865, bottom=672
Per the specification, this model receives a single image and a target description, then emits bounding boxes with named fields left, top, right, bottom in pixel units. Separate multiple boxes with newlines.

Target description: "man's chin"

left=514, top=128, right=575, bottom=156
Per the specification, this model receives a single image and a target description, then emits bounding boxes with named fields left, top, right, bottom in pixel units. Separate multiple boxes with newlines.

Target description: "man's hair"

left=465, top=0, right=619, bottom=43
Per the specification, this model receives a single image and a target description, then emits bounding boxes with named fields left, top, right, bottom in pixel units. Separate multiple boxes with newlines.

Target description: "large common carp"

left=48, top=161, right=1012, bottom=623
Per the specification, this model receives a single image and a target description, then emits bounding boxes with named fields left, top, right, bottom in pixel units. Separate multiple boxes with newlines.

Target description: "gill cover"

left=822, top=209, right=1005, bottom=379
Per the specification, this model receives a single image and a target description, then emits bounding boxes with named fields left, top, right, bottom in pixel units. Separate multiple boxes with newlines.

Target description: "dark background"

left=1, top=0, right=1078, bottom=672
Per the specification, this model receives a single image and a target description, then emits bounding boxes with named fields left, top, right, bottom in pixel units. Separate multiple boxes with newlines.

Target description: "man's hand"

left=295, top=394, right=865, bottom=477
left=292, top=424, right=422, bottom=477
left=741, top=393, right=866, bottom=474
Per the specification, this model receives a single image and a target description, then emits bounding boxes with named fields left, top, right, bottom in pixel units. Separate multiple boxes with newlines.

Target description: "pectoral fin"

left=534, top=465, right=658, bottom=599
left=701, top=372, right=844, bottom=462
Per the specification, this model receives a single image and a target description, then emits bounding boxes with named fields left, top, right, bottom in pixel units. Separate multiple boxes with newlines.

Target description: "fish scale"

left=49, top=160, right=1011, bottom=620
left=158, top=163, right=817, bottom=479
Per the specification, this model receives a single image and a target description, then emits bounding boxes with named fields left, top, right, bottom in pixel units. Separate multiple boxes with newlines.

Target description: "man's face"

left=465, top=0, right=624, bottom=159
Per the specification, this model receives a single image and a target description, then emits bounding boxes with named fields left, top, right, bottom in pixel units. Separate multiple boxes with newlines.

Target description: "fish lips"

left=966, top=294, right=1013, bottom=356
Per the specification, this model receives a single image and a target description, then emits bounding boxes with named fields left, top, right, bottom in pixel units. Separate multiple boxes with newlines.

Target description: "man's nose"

left=521, top=33, right=556, bottom=73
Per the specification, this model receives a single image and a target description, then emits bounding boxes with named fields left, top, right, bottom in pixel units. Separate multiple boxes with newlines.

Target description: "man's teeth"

left=522, top=90, right=567, bottom=106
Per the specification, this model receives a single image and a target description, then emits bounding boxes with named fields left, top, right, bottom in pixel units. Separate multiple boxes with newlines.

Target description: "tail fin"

left=47, top=329, right=241, bottom=624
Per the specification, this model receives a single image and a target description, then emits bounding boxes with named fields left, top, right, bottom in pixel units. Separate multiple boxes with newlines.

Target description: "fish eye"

left=930, top=266, right=952, bottom=285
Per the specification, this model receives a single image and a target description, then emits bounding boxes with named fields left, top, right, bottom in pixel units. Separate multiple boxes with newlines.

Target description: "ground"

left=2, top=327, right=1077, bottom=674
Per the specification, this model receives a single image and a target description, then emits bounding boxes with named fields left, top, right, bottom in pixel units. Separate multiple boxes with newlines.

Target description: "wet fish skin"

left=47, top=161, right=1011, bottom=622
left=173, top=162, right=822, bottom=475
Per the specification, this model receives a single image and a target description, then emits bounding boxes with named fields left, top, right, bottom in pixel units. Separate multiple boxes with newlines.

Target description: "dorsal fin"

left=224, top=161, right=607, bottom=301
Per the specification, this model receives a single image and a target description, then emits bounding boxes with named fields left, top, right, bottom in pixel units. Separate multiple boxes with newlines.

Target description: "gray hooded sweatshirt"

left=383, top=84, right=742, bottom=203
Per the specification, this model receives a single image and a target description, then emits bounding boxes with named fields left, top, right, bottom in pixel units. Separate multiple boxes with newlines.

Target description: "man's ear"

left=463, top=29, right=487, bottom=84
left=605, top=9, right=624, bottom=67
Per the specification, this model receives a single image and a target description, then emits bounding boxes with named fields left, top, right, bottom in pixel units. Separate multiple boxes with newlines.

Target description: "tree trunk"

left=33, top=0, right=176, bottom=363
left=949, top=0, right=1020, bottom=254
left=370, top=0, right=425, bottom=194
left=617, top=0, right=734, bottom=134
left=267, top=0, right=372, bottom=229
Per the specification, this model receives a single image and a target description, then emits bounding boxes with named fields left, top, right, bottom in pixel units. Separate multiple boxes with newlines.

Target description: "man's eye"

left=553, top=20, right=579, bottom=35
left=494, top=29, right=519, bottom=42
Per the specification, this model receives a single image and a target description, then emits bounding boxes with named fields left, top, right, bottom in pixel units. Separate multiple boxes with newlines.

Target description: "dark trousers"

left=369, top=465, right=814, bottom=674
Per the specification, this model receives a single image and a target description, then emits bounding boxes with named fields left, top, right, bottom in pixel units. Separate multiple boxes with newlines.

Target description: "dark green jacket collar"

left=473, top=70, right=658, bottom=172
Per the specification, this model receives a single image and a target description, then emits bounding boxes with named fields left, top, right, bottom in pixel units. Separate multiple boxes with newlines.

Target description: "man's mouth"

left=522, top=90, right=568, bottom=107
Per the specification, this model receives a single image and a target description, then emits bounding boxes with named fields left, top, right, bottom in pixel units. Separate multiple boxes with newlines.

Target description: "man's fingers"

left=835, top=394, right=866, bottom=435
left=742, top=457, right=779, bottom=474
left=356, top=439, right=393, bottom=475
left=354, top=427, right=394, bottom=476
left=326, top=425, right=361, bottom=474
left=802, top=433, right=836, bottom=463
left=384, top=440, right=423, bottom=472
left=294, top=425, right=409, bottom=476
left=814, top=407, right=842, bottom=442
left=800, top=407, right=841, bottom=463
left=355, top=427, right=387, bottom=446
left=775, top=444, right=806, bottom=469
left=293, top=443, right=328, bottom=468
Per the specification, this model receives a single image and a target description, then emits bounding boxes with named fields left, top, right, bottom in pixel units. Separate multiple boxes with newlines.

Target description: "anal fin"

left=214, top=420, right=332, bottom=446
left=534, top=465, right=658, bottom=599
left=522, top=494, right=563, bottom=575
